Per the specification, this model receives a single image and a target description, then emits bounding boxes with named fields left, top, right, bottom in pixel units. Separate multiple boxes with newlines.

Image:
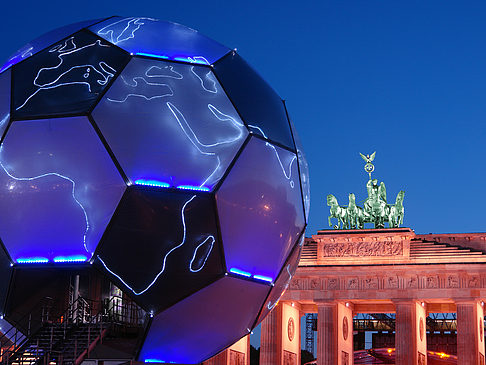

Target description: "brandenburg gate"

left=259, top=228, right=486, bottom=365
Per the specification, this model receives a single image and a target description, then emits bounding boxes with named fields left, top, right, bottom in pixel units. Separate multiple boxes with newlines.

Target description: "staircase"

left=409, top=238, right=484, bottom=259
left=0, top=296, right=145, bottom=365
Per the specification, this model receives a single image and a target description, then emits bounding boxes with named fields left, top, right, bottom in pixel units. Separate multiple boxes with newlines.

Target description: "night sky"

left=1, top=0, right=486, bottom=353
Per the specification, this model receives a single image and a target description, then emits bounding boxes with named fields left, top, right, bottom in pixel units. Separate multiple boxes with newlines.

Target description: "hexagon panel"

left=0, top=116, right=126, bottom=262
left=12, top=30, right=130, bottom=119
left=0, top=18, right=106, bottom=74
left=92, top=57, right=248, bottom=190
left=216, top=136, right=305, bottom=281
left=95, top=187, right=223, bottom=313
left=89, top=17, right=230, bottom=65
left=139, top=276, right=269, bottom=364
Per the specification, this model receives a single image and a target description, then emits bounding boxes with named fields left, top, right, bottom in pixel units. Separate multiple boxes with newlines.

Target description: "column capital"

left=315, top=299, right=338, bottom=306
left=392, top=299, right=422, bottom=305
left=455, top=298, right=483, bottom=305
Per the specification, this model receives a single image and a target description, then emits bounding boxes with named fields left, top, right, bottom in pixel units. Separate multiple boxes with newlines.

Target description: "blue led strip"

left=133, top=179, right=210, bottom=192
left=253, top=274, right=273, bottom=283
left=229, top=268, right=251, bottom=278
left=177, top=185, right=210, bottom=192
left=135, top=52, right=209, bottom=65
left=17, top=257, right=49, bottom=264
left=53, top=255, right=87, bottom=263
left=230, top=268, right=273, bottom=284
left=134, top=179, right=170, bottom=188
left=144, top=360, right=177, bottom=364
left=136, top=52, right=169, bottom=60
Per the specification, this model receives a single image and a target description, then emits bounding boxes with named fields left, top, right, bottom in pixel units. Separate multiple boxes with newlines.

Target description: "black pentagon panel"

left=0, top=69, right=11, bottom=141
left=254, top=233, right=304, bottom=326
left=213, top=52, right=295, bottom=151
left=0, top=244, right=12, bottom=315
left=95, top=187, right=223, bottom=314
left=12, top=30, right=130, bottom=119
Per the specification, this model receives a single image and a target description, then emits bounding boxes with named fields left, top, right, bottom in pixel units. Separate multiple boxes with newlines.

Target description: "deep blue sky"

left=1, top=1, right=485, bottom=236
left=1, top=0, right=485, bottom=351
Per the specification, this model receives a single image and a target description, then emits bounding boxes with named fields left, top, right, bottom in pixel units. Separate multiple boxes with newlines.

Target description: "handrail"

left=0, top=296, right=54, bottom=356
left=1, top=295, right=146, bottom=365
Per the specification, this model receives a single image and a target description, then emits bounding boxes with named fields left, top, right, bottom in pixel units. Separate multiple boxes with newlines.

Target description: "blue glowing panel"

left=0, top=18, right=105, bottom=73
left=0, top=70, right=11, bottom=140
left=255, top=234, right=304, bottom=325
left=289, top=119, right=310, bottom=222
left=216, top=137, right=305, bottom=281
left=12, top=31, right=130, bottom=119
left=213, top=52, right=295, bottom=150
left=89, top=17, right=230, bottom=65
left=96, top=187, right=223, bottom=313
left=92, top=58, right=247, bottom=191
left=0, top=116, right=126, bottom=262
left=139, top=276, right=268, bottom=363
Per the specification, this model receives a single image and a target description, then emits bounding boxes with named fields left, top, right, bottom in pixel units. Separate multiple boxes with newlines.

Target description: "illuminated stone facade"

left=264, top=228, right=486, bottom=365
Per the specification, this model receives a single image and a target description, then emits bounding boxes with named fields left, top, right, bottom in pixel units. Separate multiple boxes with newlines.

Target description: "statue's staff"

left=360, top=151, right=376, bottom=180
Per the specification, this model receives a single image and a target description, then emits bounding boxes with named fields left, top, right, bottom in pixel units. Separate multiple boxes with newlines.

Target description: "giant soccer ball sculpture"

left=0, top=17, right=309, bottom=363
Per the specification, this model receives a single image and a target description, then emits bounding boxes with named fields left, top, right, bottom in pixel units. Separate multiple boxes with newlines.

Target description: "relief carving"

left=446, top=275, right=459, bottom=288
left=406, top=276, right=418, bottom=289
left=364, top=277, right=378, bottom=289
left=341, top=351, right=349, bottom=365
left=310, top=278, right=320, bottom=290
left=327, top=278, right=339, bottom=290
left=468, top=276, right=480, bottom=288
left=320, top=240, right=403, bottom=257
left=283, top=350, right=297, bottom=365
left=290, top=278, right=302, bottom=290
left=418, top=352, right=425, bottom=365
left=386, top=276, right=399, bottom=289
left=347, top=278, right=358, bottom=290
left=426, top=276, right=439, bottom=289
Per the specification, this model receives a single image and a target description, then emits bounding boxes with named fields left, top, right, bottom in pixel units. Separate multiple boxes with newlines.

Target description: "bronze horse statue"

left=387, top=190, right=405, bottom=228
left=327, top=194, right=348, bottom=229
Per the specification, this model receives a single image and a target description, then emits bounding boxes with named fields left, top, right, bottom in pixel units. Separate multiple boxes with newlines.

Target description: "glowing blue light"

left=17, top=257, right=49, bottom=264
left=144, top=360, right=165, bottom=363
left=176, top=185, right=210, bottom=192
left=229, top=268, right=251, bottom=278
left=174, top=57, right=208, bottom=64
left=53, top=255, right=87, bottom=263
left=0, top=60, right=15, bottom=74
left=134, top=179, right=171, bottom=188
left=135, top=53, right=208, bottom=65
left=136, top=52, right=169, bottom=60
left=253, top=274, right=273, bottom=283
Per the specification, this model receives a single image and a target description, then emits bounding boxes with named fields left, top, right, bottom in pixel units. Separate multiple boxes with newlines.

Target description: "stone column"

left=456, top=300, right=485, bottom=365
left=203, top=335, right=250, bottom=365
left=317, top=301, right=353, bottom=365
left=394, top=300, right=427, bottom=365
left=260, top=302, right=301, bottom=365
left=260, top=303, right=282, bottom=365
